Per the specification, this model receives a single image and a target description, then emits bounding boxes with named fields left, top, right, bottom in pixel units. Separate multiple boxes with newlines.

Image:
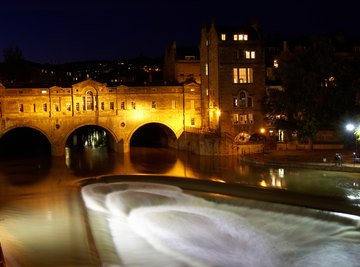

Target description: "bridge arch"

left=0, top=126, right=52, bottom=158
left=128, top=122, right=178, bottom=149
left=63, top=123, right=121, bottom=151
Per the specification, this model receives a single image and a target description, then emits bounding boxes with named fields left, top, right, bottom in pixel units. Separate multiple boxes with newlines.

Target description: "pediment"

left=72, top=79, right=107, bottom=91
left=183, top=81, right=200, bottom=89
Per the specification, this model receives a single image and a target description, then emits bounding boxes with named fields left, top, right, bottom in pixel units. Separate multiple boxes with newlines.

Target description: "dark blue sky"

left=1, top=0, right=359, bottom=64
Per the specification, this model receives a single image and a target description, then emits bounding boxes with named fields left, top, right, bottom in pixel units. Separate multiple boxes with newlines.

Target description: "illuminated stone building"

left=0, top=79, right=203, bottom=156
left=199, top=20, right=266, bottom=143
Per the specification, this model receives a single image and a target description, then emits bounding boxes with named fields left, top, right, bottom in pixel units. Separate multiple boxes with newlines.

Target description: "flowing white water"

left=82, top=182, right=360, bottom=267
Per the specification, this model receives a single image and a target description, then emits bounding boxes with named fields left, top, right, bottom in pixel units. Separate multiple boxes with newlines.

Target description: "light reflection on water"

left=0, top=147, right=359, bottom=266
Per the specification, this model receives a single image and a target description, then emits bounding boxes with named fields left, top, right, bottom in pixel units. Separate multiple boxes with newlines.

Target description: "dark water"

left=0, top=147, right=359, bottom=266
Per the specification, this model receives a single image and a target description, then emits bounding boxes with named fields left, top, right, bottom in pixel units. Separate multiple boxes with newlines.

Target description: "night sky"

left=1, top=0, right=359, bottom=64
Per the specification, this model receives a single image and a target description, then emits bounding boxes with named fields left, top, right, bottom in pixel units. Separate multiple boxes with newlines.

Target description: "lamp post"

left=346, top=123, right=357, bottom=163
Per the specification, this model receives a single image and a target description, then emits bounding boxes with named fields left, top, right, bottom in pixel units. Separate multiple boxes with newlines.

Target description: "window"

left=66, top=103, right=71, bottom=111
left=233, top=68, right=253, bottom=83
left=233, top=34, right=248, bottom=41
left=233, top=114, right=239, bottom=124
left=240, top=115, right=247, bottom=124
left=221, top=34, right=226, bottom=41
left=247, top=97, right=253, bottom=107
left=274, top=59, right=279, bottom=68
left=33, top=104, right=36, bottom=112
left=245, top=50, right=256, bottom=59
left=86, top=91, right=94, bottom=110
left=131, top=101, right=136, bottom=109
left=233, top=98, right=238, bottom=108
left=239, top=92, right=246, bottom=107
left=191, top=118, right=195, bottom=126
left=120, top=101, right=125, bottom=110
left=54, top=103, right=60, bottom=112
left=152, top=101, right=156, bottom=109
left=110, top=102, right=114, bottom=110
left=101, top=102, right=105, bottom=110
left=76, top=103, right=80, bottom=111
left=248, top=113, right=254, bottom=123
left=205, top=63, right=208, bottom=76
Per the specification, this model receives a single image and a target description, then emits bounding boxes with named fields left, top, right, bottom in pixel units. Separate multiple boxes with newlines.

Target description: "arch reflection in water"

left=82, top=181, right=360, bottom=267
left=129, top=147, right=177, bottom=174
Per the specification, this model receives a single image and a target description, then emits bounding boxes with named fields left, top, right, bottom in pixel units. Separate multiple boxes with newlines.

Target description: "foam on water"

left=81, top=182, right=360, bottom=267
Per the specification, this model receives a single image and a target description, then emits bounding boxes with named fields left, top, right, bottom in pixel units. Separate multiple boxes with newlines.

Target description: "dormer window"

left=233, top=34, right=248, bottom=41
left=221, top=34, right=226, bottom=41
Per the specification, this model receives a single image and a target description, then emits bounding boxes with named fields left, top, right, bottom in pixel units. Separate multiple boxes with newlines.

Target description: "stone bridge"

left=0, top=79, right=202, bottom=156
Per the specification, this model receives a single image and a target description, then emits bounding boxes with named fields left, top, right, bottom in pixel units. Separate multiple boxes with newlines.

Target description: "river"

left=0, top=147, right=359, bottom=266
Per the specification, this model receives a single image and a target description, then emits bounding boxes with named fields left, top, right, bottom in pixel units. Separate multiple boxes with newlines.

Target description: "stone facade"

left=0, top=79, right=202, bottom=156
left=200, top=20, right=266, bottom=143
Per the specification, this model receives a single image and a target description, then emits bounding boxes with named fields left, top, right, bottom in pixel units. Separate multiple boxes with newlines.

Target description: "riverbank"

left=241, top=149, right=360, bottom=172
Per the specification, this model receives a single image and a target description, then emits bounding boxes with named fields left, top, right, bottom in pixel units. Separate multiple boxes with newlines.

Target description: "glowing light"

left=210, top=178, right=226, bottom=183
left=216, top=109, right=221, bottom=117
left=134, top=111, right=144, bottom=119
left=259, top=180, right=267, bottom=187
left=346, top=123, right=355, bottom=132
left=260, top=128, right=266, bottom=134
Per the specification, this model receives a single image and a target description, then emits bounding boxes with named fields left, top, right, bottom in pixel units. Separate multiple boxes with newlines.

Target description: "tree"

left=0, top=46, right=32, bottom=83
left=263, top=36, right=360, bottom=143
left=3, top=46, right=24, bottom=63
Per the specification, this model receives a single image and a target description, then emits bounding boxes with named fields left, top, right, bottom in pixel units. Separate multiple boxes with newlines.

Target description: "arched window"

left=86, top=91, right=94, bottom=110
left=239, top=92, right=246, bottom=107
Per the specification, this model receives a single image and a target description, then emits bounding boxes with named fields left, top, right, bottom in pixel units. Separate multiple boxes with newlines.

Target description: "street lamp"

left=346, top=123, right=358, bottom=162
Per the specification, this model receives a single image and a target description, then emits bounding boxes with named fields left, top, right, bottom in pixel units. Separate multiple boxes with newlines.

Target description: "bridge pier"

left=51, top=142, right=65, bottom=157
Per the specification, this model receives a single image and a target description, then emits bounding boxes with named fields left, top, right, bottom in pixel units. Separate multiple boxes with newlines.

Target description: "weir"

left=81, top=176, right=360, bottom=267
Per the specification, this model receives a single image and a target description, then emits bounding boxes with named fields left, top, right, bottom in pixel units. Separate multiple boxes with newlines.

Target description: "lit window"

left=233, top=68, right=238, bottom=83
left=41, top=90, right=47, bottom=94
left=66, top=103, right=71, bottom=111
left=86, top=91, right=94, bottom=110
left=221, top=34, right=226, bottom=41
left=233, top=98, right=238, bottom=107
left=274, top=59, right=279, bottom=68
left=233, top=68, right=253, bottom=83
left=248, top=113, right=254, bottom=123
left=233, top=114, right=239, bottom=124
left=245, top=51, right=256, bottom=59
left=240, top=115, right=248, bottom=124
left=205, top=63, right=209, bottom=76
left=234, top=34, right=248, bottom=41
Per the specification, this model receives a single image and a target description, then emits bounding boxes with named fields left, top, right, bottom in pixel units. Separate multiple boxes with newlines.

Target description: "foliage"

left=263, top=36, right=360, bottom=142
